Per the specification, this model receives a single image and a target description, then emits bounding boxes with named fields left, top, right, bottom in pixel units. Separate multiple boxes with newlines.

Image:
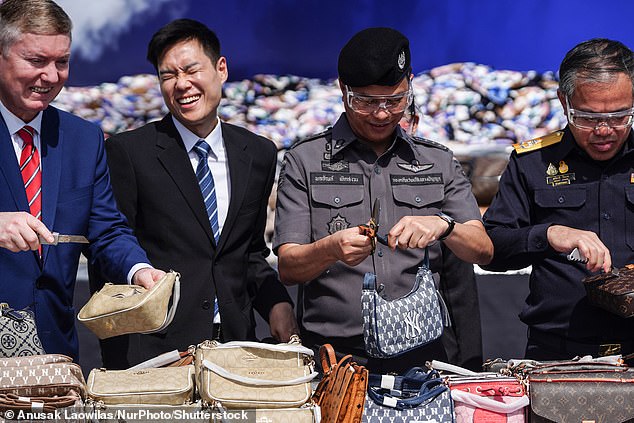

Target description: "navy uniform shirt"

left=483, top=127, right=634, bottom=341
left=273, top=114, right=481, bottom=338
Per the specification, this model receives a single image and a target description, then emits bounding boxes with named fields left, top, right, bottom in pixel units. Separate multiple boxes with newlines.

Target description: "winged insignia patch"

left=396, top=162, right=434, bottom=173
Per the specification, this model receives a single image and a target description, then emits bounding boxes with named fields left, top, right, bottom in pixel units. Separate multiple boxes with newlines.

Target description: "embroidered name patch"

left=390, top=174, right=443, bottom=185
left=311, top=172, right=363, bottom=185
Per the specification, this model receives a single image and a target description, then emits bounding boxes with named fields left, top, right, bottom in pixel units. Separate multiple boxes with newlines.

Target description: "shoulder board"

left=411, top=136, right=449, bottom=151
left=289, top=127, right=332, bottom=149
left=513, top=131, right=564, bottom=154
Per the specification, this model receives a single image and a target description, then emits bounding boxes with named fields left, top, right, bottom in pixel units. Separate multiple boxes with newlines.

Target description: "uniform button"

left=415, top=196, right=422, bottom=203
left=602, top=212, right=611, bottom=220
left=374, top=166, right=381, bottom=175
left=202, top=300, right=211, bottom=310
left=377, top=250, right=383, bottom=257
left=558, top=196, right=565, bottom=204
left=333, top=197, right=341, bottom=204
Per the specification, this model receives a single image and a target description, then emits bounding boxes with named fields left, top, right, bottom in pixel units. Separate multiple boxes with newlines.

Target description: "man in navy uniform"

left=483, top=38, right=634, bottom=360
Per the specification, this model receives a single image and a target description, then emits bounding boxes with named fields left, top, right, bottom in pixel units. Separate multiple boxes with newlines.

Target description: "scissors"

left=38, top=232, right=89, bottom=246
left=358, top=198, right=388, bottom=254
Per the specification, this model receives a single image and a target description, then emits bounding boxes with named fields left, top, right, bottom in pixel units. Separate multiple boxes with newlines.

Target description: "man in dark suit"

left=0, top=0, right=165, bottom=360
left=91, top=18, right=297, bottom=367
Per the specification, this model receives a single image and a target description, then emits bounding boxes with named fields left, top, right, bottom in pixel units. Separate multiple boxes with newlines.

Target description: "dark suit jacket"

left=0, top=107, right=149, bottom=359
left=91, top=115, right=291, bottom=367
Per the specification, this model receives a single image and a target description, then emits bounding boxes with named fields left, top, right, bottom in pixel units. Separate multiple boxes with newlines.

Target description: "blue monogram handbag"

left=363, top=367, right=455, bottom=423
left=361, top=248, right=448, bottom=358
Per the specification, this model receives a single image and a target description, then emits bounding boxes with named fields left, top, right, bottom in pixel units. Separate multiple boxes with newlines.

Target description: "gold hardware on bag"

left=599, top=343, right=621, bottom=356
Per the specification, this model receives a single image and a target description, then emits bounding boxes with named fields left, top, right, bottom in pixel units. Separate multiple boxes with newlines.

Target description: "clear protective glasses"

left=566, top=96, right=634, bottom=130
left=345, top=84, right=413, bottom=115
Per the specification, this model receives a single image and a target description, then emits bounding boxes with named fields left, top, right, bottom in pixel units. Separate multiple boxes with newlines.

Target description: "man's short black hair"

left=147, top=18, right=221, bottom=70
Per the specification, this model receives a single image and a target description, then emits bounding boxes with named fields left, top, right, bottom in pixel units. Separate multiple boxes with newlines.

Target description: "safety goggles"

left=345, top=84, right=413, bottom=115
left=566, top=96, right=634, bottom=130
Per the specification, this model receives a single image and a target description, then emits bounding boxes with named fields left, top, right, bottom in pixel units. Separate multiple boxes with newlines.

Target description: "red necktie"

left=18, top=126, right=41, bottom=220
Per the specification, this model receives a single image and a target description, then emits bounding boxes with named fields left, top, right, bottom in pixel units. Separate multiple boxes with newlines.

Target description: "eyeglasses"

left=345, top=85, right=413, bottom=115
left=566, top=96, right=634, bottom=130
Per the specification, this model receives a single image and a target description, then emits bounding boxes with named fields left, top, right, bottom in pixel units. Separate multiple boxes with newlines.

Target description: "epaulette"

left=410, top=136, right=449, bottom=151
left=513, top=131, right=564, bottom=154
left=288, top=127, right=332, bottom=149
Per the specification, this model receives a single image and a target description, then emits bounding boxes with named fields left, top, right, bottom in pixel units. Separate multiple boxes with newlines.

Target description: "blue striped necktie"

left=193, top=140, right=221, bottom=321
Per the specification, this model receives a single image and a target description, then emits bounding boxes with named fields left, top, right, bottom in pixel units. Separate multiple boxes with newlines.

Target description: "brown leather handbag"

left=583, top=264, right=634, bottom=318
left=312, top=344, right=368, bottom=423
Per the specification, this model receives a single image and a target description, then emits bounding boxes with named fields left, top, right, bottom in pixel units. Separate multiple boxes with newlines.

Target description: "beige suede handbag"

left=195, top=336, right=317, bottom=409
left=86, top=366, right=195, bottom=406
left=77, top=270, right=180, bottom=339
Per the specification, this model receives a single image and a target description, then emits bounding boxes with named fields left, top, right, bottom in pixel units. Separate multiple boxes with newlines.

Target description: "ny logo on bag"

left=403, top=309, right=423, bottom=339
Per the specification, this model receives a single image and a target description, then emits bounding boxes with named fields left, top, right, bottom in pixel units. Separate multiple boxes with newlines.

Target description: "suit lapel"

left=0, top=116, right=28, bottom=211
left=40, top=109, right=63, bottom=265
left=155, top=116, right=215, bottom=246
left=218, top=122, right=252, bottom=251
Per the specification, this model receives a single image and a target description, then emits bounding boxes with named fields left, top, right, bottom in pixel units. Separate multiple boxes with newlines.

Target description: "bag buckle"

left=599, top=343, right=621, bottom=356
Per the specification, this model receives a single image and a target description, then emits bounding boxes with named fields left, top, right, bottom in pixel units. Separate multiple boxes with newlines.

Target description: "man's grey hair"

left=559, top=38, right=634, bottom=98
left=0, top=0, right=72, bottom=56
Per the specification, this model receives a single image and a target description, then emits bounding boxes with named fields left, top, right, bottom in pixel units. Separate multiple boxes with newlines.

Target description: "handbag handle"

left=210, top=340, right=314, bottom=356
left=202, top=359, right=318, bottom=386
left=368, top=367, right=439, bottom=393
left=450, top=390, right=529, bottom=413
left=319, top=343, right=338, bottom=373
left=368, top=376, right=448, bottom=410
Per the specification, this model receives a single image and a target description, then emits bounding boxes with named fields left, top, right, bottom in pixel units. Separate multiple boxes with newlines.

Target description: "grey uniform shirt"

left=273, top=114, right=481, bottom=338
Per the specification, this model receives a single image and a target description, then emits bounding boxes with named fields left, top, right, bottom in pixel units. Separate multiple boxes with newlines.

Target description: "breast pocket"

left=533, top=187, right=586, bottom=223
left=310, top=184, right=364, bottom=239
left=392, top=184, right=444, bottom=215
left=626, top=186, right=634, bottom=250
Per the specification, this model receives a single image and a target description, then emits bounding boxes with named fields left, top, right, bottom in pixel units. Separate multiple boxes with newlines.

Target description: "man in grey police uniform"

left=483, top=38, right=634, bottom=361
left=273, top=27, right=493, bottom=372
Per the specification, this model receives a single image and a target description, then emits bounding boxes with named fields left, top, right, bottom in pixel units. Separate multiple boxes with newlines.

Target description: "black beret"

left=338, top=27, right=411, bottom=87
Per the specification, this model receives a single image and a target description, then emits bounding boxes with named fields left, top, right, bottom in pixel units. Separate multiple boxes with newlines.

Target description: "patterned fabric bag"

left=363, top=367, right=454, bottom=423
left=0, top=303, right=45, bottom=357
left=583, top=263, right=634, bottom=317
left=362, top=248, right=448, bottom=358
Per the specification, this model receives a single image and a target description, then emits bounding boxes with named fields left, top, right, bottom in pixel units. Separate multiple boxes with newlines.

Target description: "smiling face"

left=0, top=32, right=70, bottom=122
left=559, top=72, right=634, bottom=161
left=158, top=39, right=228, bottom=138
left=340, top=77, right=410, bottom=155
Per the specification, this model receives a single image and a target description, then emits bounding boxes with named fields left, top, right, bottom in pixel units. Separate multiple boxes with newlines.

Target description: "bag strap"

left=450, top=389, right=529, bottom=413
left=319, top=343, right=338, bottom=373
left=210, top=340, right=314, bottom=356
left=202, top=359, right=318, bottom=386
left=430, top=360, right=481, bottom=376
left=367, top=376, right=448, bottom=410
left=368, top=368, right=440, bottom=394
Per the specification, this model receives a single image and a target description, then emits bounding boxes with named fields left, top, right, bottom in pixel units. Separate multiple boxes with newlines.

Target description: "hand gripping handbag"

left=312, top=343, right=368, bottom=423
left=363, top=367, right=455, bottom=423
left=362, top=248, right=449, bottom=358
left=583, top=263, right=634, bottom=318
left=430, top=360, right=528, bottom=423
left=77, top=270, right=180, bottom=339
left=195, top=336, right=318, bottom=409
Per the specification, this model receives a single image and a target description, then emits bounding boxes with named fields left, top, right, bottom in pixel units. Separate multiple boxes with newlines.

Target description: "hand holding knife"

left=566, top=247, right=620, bottom=276
left=38, top=232, right=89, bottom=246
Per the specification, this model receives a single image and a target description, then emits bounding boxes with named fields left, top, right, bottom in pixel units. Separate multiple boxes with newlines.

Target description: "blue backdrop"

left=61, top=0, right=634, bottom=86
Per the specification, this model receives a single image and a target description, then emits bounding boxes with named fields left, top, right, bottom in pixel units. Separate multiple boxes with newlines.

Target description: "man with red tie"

left=0, top=0, right=164, bottom=360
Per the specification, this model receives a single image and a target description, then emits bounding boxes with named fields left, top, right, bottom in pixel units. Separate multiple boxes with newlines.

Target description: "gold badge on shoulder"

left=546, top=160, right=575, bottom=186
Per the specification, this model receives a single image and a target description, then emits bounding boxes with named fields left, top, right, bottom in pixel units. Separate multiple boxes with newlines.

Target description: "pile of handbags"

left=3, top=339, right=634, bottom=423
